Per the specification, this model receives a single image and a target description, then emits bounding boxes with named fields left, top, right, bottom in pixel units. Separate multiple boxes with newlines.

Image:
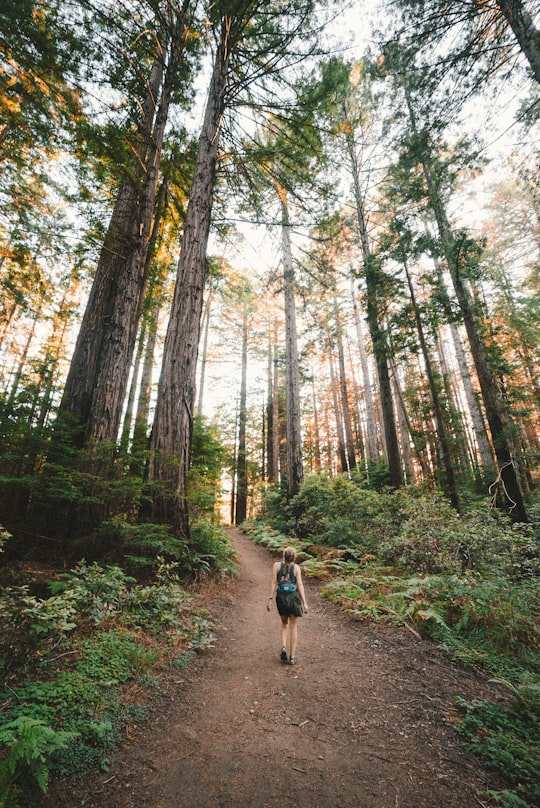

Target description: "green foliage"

left=282, top=475, right=538, bottom=577
left=0, top=584, right=77, bottom=675
left=189, top=417, right=226, bottom=520
left=91, top=516, right=236, bottom=579
left=49, top=561, right=136, bottom=622
left=0, top=718, right=76, bottom=807
left=457, top=698, right=540, bottom=807
left=0, top=553, right=218, bottom=801
left=242, top=521, right=295, bottom=554
left=250, top=480, right=540, bottom=804
left=286, top=474, right=382, bottom=547
left=187, top=519, right=237, bottom=579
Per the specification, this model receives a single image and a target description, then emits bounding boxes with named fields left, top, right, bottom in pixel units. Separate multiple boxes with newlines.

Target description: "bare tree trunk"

left=235, top=312, right=248, bottom=525
left=428, top=248, right=495, bottom=474
left=310, top=365, right=322, bottom=471
left=496, top=0, right=540, bottom=84
left=266, top=332, right=274, bottom=481
left=145, top=21, right=230, bottom=535
left=435, top=332, right=475, bottom=479
left=119, top=321, right=145, bottom=452
left=390, top=363, right=415, bottom=484
left=402, top=258, right=461, bottom=511
left=336, top=322, right=357, bottom=472
left=346, top=343, right=366, bottom=464
left=196, top=288, right=214, bottom=417
left=132, top=299, right=159, bottom=456
left=347, top=133, right=403, bottom=487
left=230, top=402, right=238, bottom=525
left=280, top=193, right=304, bottom=498
left=58, top=7, right=189, bottom=450
left=328, top=348, right=348, bottom=475
left=350, top=274, right=379, bottom=461
left=266, top=324, right=280, bottom=483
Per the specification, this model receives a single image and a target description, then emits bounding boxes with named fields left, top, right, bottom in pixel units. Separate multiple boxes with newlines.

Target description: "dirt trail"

left=41, top=528, right=503, bottom=808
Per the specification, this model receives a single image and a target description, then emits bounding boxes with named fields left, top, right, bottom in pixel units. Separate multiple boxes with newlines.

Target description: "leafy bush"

left=0, top=584, right=78, bottom=676
left=457, top=698, right=540, bottom=807
left=378, top=493, right=465, bottom=573
left=0, top=554, right=218, bottom=802
left=284, top=475, right=539, bottom=577
left=249, top=480, right=540, bottom=807
left=286, top=474, right=382, bottom=547
left=90, top=516, right=236, bottom=578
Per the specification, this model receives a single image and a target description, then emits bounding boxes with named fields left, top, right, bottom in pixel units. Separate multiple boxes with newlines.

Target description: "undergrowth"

left=0, top=524, right=234, bottom=807
left=245, top=477, right=540, bottom=808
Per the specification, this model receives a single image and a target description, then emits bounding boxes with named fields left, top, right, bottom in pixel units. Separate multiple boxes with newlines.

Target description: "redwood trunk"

left=235, top=312, right=248, bottom=525
left=281, top=195, right=304, bottom=499
left=145, top=25, right=230, bottom=535
left=57, top=9, right=188, bottom=449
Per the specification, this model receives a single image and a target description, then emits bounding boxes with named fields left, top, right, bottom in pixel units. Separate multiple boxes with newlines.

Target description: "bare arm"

left=296, top=566, right=308, bottom=613
left=266, top=562, right=279, bottom=610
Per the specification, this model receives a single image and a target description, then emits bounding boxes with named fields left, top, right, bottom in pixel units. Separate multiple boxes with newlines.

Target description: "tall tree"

left=313, top=57, right=404, bottom=486
left=57, top=1, right=194, bottom=450
left=280, top=190, right=304, bottom=497
left=235, top=308, right=249, bottom=524
left=381, top=218, right=461, bottom=510
left=387, top=0, right=540, bottom=88
left=382, top=46, right=528, bottom=520
left=146, top=0, right=319, bottom=533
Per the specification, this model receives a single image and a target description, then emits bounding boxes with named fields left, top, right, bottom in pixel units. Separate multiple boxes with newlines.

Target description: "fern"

left=0, top=718, right=76, bottom=807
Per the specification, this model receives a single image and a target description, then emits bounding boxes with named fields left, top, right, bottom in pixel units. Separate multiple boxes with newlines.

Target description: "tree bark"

left=310, top=363, right=322, bottom=471
left=328, top=348, right=348, bottom=475
left=347, top=133, right=404, bottom=487
left=196, top=288, right=214, bottom=417
left=350, top=274, right=379, bottom=461
left=496, top=0, right=540, bottom=84
left=266, top=324, right=280, bottom=483
left=280, top=194, right=304, bottom=498
left=414, top=129, right=527, bottom=520
left=235, top=311, right=248, bottom=525
left=389, top=361, right=416, bottom=484
left=57, top=7, right=189, bottom=450
left=405, top=260, right=461, bottom=509
left=145, top=21, right=230, bottom=534
left=335, top=307, right=357, bottom=472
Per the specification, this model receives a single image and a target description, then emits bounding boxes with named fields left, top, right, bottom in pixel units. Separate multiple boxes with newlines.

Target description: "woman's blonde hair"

left=283, top=546, right=296, bottom=563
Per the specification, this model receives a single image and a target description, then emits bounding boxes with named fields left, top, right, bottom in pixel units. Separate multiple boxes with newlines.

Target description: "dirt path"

left=41, top=528, right=504, bottom=807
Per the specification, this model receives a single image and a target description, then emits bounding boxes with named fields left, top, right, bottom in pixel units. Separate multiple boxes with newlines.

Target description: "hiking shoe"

left=280, top=647, right=288, bottom=662
left=288, top=656, right=296, bottom=665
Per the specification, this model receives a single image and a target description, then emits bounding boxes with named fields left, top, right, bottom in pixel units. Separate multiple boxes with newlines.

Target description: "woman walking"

left=267, top=546, right=308, bottom=665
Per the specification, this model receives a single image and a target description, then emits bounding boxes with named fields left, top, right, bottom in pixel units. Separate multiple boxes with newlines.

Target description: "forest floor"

left=38, top=528, right=507, bottom=808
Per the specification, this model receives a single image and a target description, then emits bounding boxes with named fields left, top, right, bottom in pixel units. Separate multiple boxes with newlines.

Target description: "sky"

left=198, top=0, right=539, bottom=422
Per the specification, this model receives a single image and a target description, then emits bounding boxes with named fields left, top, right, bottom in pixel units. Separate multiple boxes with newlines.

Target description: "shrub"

left=286, top=474, right=382, bottom=547
left=457, top=698, right=540, bottom=807
left=379, top=492, right=465, bottom=573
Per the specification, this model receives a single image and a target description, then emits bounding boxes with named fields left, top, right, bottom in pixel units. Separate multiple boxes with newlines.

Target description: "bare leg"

left=289, top=616, right=298, bottom=659
left=280, top=616, right=289, bottom=652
